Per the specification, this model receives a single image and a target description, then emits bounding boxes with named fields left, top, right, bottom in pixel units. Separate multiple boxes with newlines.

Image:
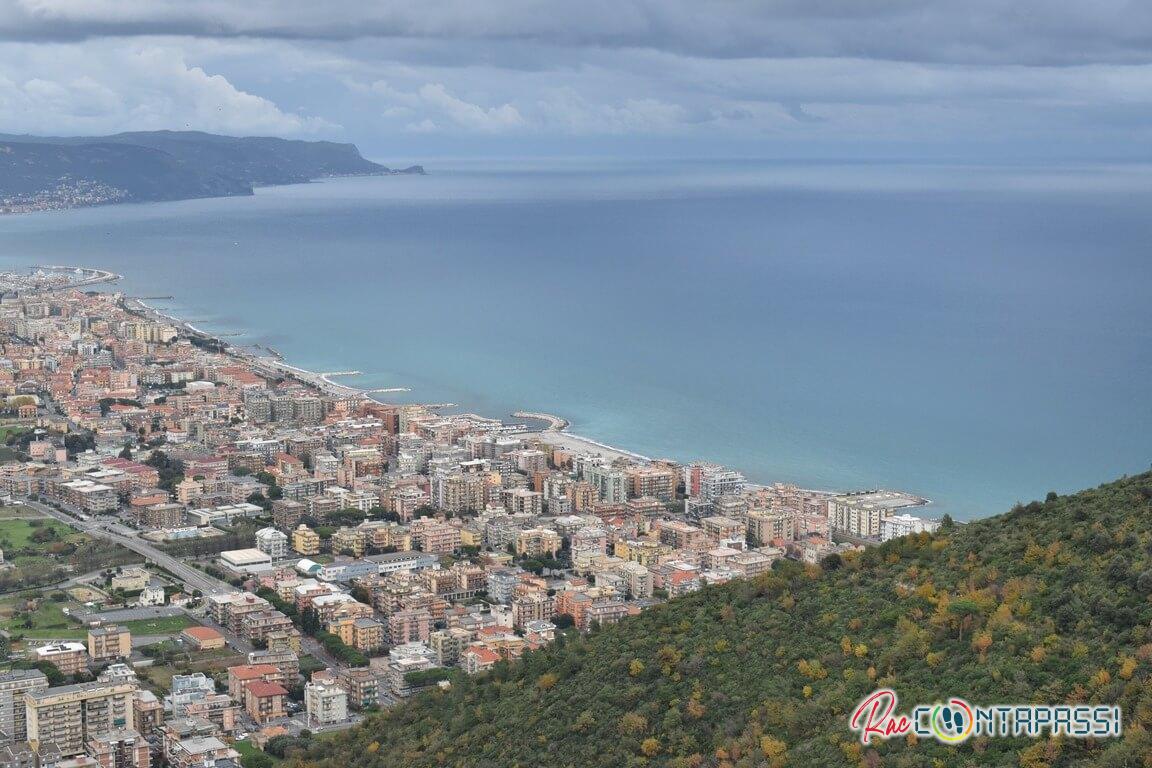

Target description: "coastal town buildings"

left=0, top=274, right=936, bottom=765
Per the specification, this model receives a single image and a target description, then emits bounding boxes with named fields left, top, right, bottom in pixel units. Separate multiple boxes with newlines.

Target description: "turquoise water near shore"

left=0, top=160, right=1149, bottom=518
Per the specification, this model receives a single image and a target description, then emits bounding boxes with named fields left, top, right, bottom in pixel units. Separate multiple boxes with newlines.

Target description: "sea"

left=0, top=158, right=1149, bottom=519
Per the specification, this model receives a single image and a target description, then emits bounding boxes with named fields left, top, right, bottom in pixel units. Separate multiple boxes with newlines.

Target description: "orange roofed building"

left=181, top=626, right=226, bottom=651
left=243, top=680, right=288, bottom=724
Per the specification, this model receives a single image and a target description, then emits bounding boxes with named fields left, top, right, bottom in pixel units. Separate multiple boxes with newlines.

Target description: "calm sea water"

left=0, top=160, right=1149, bottom=518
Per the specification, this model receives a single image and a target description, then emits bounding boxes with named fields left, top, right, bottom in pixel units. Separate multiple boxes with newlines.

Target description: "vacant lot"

left=0, top=514, right=141, bottom=594
left=0, top=517, right=78, bottom=554
left=0, top=506, right=42, bottom=520
left=0, top=596, right=86, bottom=639
left=121, top=615, right=198, bottom=635
left=137, top=647, right=245, bottom=693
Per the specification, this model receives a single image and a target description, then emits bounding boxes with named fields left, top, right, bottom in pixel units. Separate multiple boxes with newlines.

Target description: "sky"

left=1, top=1, right=1150, bottom=161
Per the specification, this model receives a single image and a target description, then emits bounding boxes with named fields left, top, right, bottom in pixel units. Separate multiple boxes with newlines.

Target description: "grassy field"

left=0, top=426, right=29, bottom=444
left=121, top=615, right=198, bottom=635
left=0, top=596, right=86, bottom=639
left=0, top=517, right=79, bottom=552
left=0, top=512, right=141, bottom=594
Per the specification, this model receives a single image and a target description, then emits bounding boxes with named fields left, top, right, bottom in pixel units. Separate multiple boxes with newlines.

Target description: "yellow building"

left=613, top=539, right=671, bottom=567
left=266, top=630, right=302, bottom=654
left=291, top=524, right=320, bottom=556
left=87, top=626, right=132, bottom=662
left=331, top=527, right=366, bottom=558
left=328, top=616, right=385, bottom=652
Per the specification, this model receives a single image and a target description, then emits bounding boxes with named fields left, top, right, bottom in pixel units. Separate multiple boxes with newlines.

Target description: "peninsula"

left=0, top=130, right=424, bottom=214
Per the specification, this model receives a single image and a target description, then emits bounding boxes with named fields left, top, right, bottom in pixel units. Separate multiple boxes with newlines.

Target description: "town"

left=0, top=269, right=938, bottom=768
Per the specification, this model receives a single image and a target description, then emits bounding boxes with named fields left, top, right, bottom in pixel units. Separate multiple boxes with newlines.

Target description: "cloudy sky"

left=1, top=0, right=1149, bottom=160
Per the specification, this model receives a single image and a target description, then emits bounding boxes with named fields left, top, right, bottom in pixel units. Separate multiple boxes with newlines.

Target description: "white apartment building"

left=255, top=527, right=289, bottom=559
left=305, top=680, right=348, bottom=726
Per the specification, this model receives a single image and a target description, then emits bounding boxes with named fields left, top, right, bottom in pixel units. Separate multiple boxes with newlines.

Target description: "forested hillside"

left=292, top=472, right=1152, bottom=768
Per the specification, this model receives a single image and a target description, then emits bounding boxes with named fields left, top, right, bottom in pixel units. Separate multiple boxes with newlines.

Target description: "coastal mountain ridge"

left=0, top=130, right=423, bottom=213
left=289, top=471, right=1152, bottom=767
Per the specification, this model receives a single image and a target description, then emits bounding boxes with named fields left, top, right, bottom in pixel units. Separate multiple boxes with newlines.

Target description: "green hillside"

left=293, top=472, right=1152, bottom=768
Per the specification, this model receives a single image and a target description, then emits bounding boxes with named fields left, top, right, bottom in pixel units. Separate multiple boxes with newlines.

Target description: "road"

left=24, top=499, right=234, bottom=596
left=23, top=499, right=345, bottom=670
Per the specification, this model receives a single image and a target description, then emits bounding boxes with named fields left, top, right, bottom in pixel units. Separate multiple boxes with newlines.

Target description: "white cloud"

left=0, top=42, right=337, bottom=135
left=416, top=83, right=523, bottom=132
left=363, top=79, right=523, bottom=133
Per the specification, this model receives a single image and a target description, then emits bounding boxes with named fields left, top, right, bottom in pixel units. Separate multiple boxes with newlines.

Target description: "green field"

left=121, top=615, right=198, bottom=635
left=0, top=517, right=79, bottom=552
left=0, top=596, right=86, bottom=639
left=0, top=426, right=29, bottom=444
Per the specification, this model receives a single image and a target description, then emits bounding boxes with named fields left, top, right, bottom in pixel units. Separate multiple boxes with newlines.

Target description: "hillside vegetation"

left=294, top=472, right=1152, bottom=768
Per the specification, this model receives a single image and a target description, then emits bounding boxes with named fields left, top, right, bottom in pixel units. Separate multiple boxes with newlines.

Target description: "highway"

left=23, top=499, right=346, bottom=669
left=25, top=499, right=236, bottom=596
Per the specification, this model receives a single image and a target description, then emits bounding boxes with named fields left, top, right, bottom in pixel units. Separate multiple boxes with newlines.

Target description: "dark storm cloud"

left=3, top=0, right=1151, bottom=66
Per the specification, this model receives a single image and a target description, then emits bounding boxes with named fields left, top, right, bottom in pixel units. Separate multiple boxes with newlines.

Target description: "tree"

left=240, top=751, right=274, bottom=768
left=118, top=444, right=133, bottom=460
left=947, top=598, right=982, bottom=641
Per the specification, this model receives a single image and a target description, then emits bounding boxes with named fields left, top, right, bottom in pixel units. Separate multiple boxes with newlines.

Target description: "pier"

left=512, top=411, right=570, bottom=431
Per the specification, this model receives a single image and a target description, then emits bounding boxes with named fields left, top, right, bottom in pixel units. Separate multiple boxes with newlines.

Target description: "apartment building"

left=0, top=670, right=47, bottom=745
left=254, top=527, right=289, bottom=559
left=52, top=479, right=118, bottom=513
left=701, top=515, right=747, bottom=547
left=86, top=728, right=151, bottom=768
left=624, top=465, right=678, bottom=501
left=304, top=680, right=348, bottom=726
left=829, top=491, right=928, bottom=539
left=515, top=527, right=562, bottom=558
left=134, top=502, right=185, bottom=529
left=411, top=520, right=460, bottom=554
left=225, top=664, right=283, bottom=700
left=429, top=628, right=473, bottom=667
left=291, top=524, right=321, bottom=556
left=32, top=641, right=89, bottom=675
left=87, top=626, right=132, bottom=663
left=26, top=682, right=137, bottom=757
left=746, top=510, right=796, bottom=545
left=239, top=610, right=295, bottom=644
left=585, top=465, right=628, bottom=504
left=388, top=609, right=432, bottom=646
left=501, top=487, right=543, bottom=516
left=336, top=667, right=379, bottom=711
left=182, top=695, right=239, bottom=737
left=329, top=617, right=385, bottom=652
left=167, top=735, right=238, bottom=768
left=243, top=681, right=287, bottom=724
left=880, top=513, right=941, bottom=542
left=271, top=499, right=306, bottom=531
left=511, top=592, right=555, bottom=630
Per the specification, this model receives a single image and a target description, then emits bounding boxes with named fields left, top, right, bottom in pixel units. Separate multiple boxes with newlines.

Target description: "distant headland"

left=0, top=129, right=424, bottom=214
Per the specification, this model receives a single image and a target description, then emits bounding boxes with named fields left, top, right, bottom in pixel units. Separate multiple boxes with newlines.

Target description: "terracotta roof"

left=182, top=627, right=224, bottom=641
left=229, top=664, right=280, bottom=679
left=464, top=646, right=500, bottom=664
left=246, top=681, right=288, bottom=698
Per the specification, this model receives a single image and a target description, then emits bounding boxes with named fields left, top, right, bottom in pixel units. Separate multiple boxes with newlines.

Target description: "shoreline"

left=107, top=266, right=934, bottom=513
